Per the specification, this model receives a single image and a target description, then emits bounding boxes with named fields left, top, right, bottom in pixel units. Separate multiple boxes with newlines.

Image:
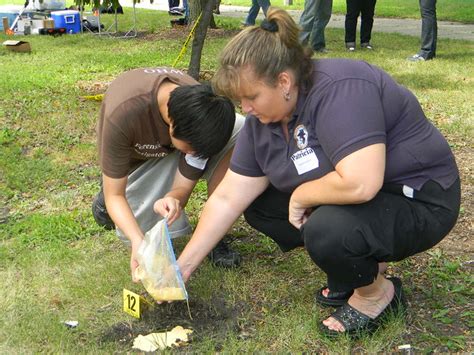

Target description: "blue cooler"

left=0, top=6, right=21, bottom=31
left=51, top=10, right=81, bottom=33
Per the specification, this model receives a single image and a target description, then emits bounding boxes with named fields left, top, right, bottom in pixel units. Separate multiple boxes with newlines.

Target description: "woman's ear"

left=277, top=71, right=292, bottom=92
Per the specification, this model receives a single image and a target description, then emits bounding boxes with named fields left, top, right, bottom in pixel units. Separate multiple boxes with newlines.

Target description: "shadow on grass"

left=436, top=51, right=474, bottom=61
left=393, top=72, right=463, bottom=90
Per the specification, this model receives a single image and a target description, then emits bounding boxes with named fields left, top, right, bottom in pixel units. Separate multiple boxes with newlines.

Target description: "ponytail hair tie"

left=260, top=19, right=278, bottom=32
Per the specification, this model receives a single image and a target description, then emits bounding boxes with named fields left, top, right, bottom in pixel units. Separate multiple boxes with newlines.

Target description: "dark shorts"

left=244, top=178, right=461, bottom=292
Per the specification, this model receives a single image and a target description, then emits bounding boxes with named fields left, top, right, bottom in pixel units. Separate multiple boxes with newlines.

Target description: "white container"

left=17, top=18, right=32, bottom=32
left=31, top=19, right=44, bottom=30
left=27, top=0, right=66, bottom=11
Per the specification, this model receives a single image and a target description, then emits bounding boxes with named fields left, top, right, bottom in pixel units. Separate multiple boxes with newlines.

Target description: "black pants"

left=344, top=0, right=377, bottom=44
left=244, top=179, right=460, bottom=292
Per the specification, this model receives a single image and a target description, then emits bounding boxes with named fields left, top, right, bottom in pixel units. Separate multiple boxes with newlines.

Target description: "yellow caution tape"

left=80, top=15, right=202, bottom=102
left=172, top=12, right=203, bottom=68
left=81, top=94, right=104, bottom=101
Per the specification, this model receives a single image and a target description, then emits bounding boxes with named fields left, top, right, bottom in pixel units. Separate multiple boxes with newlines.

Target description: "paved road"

left=121, top=0, right=474, bottom=41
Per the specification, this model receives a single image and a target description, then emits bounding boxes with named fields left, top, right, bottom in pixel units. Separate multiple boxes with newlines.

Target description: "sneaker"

left=314, top=47, right=328, bottom=53
left=171, top=17, right=188, bottom=26
left=345, top=42, right=356, bottom=52
left=240, top=21, right=253, bottom=27
left=168, top=9, right=183, bottom=16
left=208, top=236, right=242, bottom=268
left=407, top=53, right=426, bottom=62
left=92, top=190, right=115, bottom=230
left=361, top=42, right=373, bottom=50
left=169, top=6, right=184, bottom=13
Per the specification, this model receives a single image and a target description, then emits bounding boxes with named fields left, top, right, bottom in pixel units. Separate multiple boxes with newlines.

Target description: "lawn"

left=221, top=0, right=474, bottom=23
left=1, top=6, right=473, bottom=354
left=1, top=0, right=474, bottom=22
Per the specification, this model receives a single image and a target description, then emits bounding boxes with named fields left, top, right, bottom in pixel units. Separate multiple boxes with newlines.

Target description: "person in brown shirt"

left=92, top=67, right=245, bottom=281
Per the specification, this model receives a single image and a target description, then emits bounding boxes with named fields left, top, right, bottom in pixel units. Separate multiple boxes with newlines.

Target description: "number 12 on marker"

left=123, top=289, right=141, bottom=318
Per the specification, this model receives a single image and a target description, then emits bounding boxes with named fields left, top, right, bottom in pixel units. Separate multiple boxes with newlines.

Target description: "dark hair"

left=213, top=7, right=313, bottom=100
left=168, top=84, right=236, bottom=159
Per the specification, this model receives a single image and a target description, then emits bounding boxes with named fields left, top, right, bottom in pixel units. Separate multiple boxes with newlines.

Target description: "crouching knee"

left=243, top=203, right=261, bottom=231
left=302, top=206, right=350, bottom=266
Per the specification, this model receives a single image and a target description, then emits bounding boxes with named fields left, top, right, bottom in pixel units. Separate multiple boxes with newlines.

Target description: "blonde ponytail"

left=213, top=7, right=313, bottom=100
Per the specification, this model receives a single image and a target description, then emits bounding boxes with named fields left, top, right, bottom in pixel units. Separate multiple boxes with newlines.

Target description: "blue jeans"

left=244, top=0, right=271, bottom=25
left=419, top=0, right=437, bottom=59
left=183, top=0, right=189, bottom=18
left=299, top=0, right=333, bottom=50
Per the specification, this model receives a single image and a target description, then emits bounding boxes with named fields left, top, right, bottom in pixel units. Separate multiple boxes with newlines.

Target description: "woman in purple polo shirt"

left=175, top=7, right=460, bottom=336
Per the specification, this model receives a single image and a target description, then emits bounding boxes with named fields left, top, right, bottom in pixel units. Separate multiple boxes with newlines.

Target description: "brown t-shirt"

left=97, top=67, right=205, bottom=180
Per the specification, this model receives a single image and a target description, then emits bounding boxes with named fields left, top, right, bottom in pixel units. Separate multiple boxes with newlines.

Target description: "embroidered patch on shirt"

left=294, top=124, right=309, bottom=150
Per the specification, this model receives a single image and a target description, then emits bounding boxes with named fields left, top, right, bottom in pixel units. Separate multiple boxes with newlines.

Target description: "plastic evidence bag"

left=134, top=220, right=188, bottom=302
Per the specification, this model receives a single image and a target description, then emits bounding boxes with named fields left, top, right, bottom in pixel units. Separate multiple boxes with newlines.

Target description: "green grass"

left=1, top=7, right=473, bottom=353
left=1, top=0, right=473, bottom=22
left=221, top=0, right=474, bottom=23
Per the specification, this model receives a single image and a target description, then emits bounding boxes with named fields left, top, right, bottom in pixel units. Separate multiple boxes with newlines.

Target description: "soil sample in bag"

left=135, top=220, right=188, bottom=302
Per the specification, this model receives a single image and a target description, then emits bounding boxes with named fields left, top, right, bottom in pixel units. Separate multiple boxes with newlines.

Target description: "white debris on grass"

left=63, top=320, right=79, bottom=328
left=132, top=325, right=193, bottom=351
left=398, top=344, right=412, bottom=350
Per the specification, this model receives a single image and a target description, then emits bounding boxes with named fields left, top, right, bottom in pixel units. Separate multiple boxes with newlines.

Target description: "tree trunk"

left=188, top=0, right=215, bottom=80
left=189, top=0, right=217, bottom=28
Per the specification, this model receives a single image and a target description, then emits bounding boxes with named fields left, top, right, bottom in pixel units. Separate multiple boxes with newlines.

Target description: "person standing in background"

left=242, top=0, right=271, bottom=27
left=408, top=0, right=437, bottom=61
left=214, top=0, right=221, bottom=14
left=344, top=0, right=376, bottom=51
left=168, top=0, right=180, bottom=14
left=299, top=0, right=333, bottom=52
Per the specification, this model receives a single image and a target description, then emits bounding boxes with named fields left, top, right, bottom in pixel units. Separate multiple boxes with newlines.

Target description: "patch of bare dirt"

left=76, top=80, right=111, bottom=95
left=389, top=139, right=473, bottom=351
left=395, top=256, right=473, bottom=351
left=438, top=141, right=473, bottom=256
left=100, top=294, right=248, bottom=351
left=138, top=27, right=240, bottom=41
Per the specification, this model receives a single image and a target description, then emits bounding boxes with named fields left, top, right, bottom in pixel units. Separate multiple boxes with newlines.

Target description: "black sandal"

left=315, top=287, right=353, bottom=307
left=320, top=277, right=406, bottom=337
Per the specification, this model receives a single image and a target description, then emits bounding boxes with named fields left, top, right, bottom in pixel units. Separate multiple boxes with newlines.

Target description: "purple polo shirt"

left=230, top=59, right=458, bottom=193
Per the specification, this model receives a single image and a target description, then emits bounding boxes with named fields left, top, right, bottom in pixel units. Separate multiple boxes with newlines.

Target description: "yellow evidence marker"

left=123, top=288, right=148, bottom=318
